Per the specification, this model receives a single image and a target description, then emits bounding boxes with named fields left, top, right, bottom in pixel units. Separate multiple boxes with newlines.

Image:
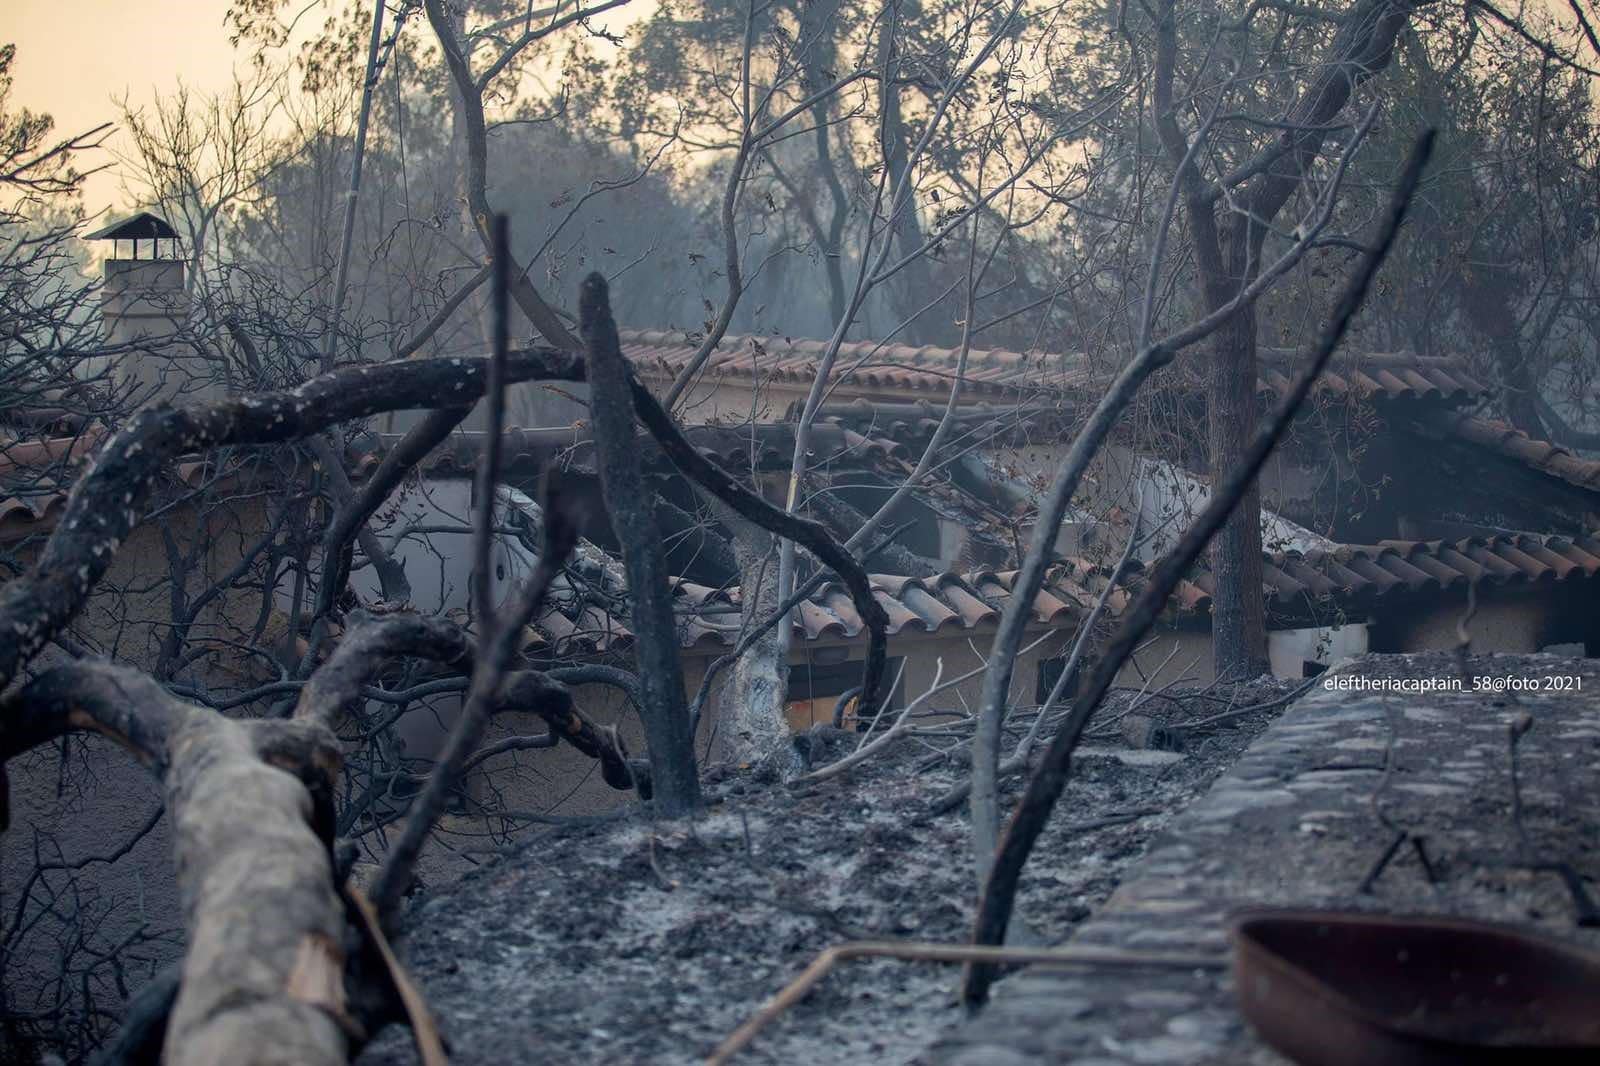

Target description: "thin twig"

left=707, top=940, right=1224, bottom=1065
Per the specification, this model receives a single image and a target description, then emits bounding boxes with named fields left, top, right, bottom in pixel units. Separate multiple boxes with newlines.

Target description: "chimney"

left=86, top=212, right=208, bottom=404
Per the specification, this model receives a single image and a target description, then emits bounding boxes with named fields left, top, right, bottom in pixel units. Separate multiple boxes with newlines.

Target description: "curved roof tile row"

left=1174, top=534, right=1600, bottom=614
left=622, top=330, right=1491, bottom=405
left=1424, top=412, right=1600, bottom=493
left=523, top=534, right=1600, bottom=657
left=521, top=560, right=1133, bottom=655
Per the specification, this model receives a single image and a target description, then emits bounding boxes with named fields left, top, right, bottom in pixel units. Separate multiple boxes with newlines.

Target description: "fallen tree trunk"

left=3, top=663, right=352, bottom=1066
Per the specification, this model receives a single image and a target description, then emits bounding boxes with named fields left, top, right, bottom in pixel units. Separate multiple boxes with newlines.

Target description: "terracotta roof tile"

left=1548, top=536, right=1600, bottom=572
left=0, top=492, right=70, bottom=538
left=1363, top=552, right=1434, bottom=591
left=900, top=585, right=963, bottom=631
left=622, top=331, right=1488, bottom=406
left=130, top=510, right=1600, bottom=662
left=1337, top=535, right=1600, bottom=596
left=240, top=532, right=1600, bottom=666
left=1419, top=411, right=1600, bottom=495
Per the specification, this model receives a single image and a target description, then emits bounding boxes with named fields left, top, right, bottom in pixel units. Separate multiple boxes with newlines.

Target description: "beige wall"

left=686, top=622, right=1217, bottom=736
left=1116, top=625, right=1217, bottom=688
left=1377, top=592, right=1547, bottom=655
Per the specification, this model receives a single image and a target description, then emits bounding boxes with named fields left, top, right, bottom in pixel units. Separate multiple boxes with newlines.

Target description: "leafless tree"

left=7, top=1, right=1600, bottom=1057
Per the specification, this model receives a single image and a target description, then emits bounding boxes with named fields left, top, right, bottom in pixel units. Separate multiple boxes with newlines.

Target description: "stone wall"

left=931, top=651, right=1600, bottom=1065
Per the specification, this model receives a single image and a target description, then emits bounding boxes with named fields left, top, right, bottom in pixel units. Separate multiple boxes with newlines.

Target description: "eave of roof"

left=520, top=532, right=1600, bottom=660
left=1416, top=410, right=1600, bottom=494
left=619, top=330, right=1491, bottom=407
left=82, top=211, right=180, bottom=242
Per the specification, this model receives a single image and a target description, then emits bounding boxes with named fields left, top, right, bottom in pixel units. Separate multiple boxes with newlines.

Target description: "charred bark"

left=1202, top=234, right=1269, bottom=678
left=653, top=489, right=739, bottom=578
left=0, top=347, right=583, bottom=690
left=581, top=273, right=703, bottom=816
left=796, top=0, right=851, bottom=323
left=295, top=612, right=640, bottom=795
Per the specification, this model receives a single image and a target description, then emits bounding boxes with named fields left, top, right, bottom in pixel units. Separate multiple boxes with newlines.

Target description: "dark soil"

left=356, top=677, right=1301, bottom=1065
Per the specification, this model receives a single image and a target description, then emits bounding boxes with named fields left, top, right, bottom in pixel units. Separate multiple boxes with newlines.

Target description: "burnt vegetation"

left=2, top=2, right=1599, bottom=1063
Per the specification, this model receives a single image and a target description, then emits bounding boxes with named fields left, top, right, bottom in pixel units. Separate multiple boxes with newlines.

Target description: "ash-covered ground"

left=357, top=677, right=1301, bottom=1066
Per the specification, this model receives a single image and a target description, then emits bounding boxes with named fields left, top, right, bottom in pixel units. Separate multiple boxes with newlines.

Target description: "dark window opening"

left=786, top=656, right=902, bottom=731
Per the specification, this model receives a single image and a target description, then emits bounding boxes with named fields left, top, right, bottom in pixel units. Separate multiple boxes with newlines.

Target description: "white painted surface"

left=1269, top=624, right=1369, bottom=678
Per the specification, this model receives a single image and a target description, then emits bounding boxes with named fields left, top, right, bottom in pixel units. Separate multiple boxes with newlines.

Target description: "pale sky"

left=5, top=1, right=646, bottom=221
left=7, top=1, right=253, bottom=215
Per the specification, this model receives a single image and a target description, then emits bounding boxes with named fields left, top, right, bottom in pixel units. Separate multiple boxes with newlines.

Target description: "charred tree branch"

left=369, top=495, right=579, bottom=921
left=0, top=346, right=582, bottom=690
left=622, top=332, right=891, bottom=727
left=582, top=272, right=702, bottom=816
left=315, top=405, right=472, bottom=621
left=962, top=130, right=1434, bottom=1006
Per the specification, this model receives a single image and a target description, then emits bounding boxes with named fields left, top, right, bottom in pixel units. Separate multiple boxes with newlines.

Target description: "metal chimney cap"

left=83, top=211, right=179, bottom=242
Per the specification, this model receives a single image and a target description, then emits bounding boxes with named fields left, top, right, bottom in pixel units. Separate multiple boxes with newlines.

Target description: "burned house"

left=5, top=285, right=1600, bottom=1053
left=596, top=330, right=1600, bottom=683
left=330, top=329, right=1600, bottom=797
left=6, top=323, right=1599, bottom=824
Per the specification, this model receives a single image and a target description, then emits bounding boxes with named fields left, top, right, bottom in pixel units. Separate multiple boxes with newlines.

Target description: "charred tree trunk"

left=1153, top=0, right=1422, bottom=680
left=795, top=0, right=850, bottom=325
left=879, top=4, right=937, bottom=343
left=424, top=0, right=581, bottom=351
left=965, top=133, right=1433, bottom=1002
left=581, top=273, right=702, bottom=815
left=1203, top=229, right=1269, bottom=678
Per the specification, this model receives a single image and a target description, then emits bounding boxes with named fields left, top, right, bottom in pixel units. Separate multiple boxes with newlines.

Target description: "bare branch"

left=0, top=347, right=583, bottom=690
left=963, top=129, right=1436, bottom=1005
